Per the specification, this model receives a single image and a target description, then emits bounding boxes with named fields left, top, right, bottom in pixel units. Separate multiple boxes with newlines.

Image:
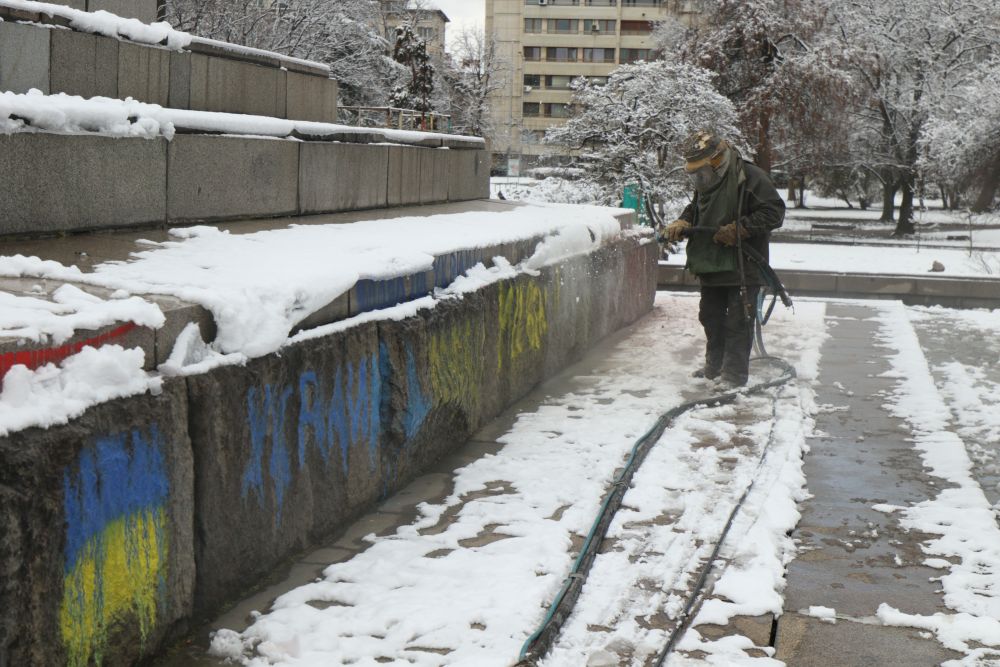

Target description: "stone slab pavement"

left=773, top=303, right=962, bottom=665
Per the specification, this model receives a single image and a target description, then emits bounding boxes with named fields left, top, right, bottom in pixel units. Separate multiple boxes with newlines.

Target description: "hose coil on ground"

left=516, top=356, right=797, bottom=667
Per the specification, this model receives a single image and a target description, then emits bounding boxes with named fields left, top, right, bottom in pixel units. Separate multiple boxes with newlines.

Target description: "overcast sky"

left=435, top=0, right=486, bottom=42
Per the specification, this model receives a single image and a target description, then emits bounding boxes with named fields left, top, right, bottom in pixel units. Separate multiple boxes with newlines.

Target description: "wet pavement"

left=774, top=304, right=962, bottom=665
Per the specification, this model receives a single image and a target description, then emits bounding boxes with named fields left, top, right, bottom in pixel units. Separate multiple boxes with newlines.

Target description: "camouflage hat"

left=682, top=130, right=728, bottom=172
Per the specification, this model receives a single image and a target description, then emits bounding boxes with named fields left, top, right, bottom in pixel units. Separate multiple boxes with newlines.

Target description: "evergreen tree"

left=390, top=23, right=435, bottom=113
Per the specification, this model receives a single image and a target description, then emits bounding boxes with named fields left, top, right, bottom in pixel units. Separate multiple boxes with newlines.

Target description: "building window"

left=544, top=75, right=576, bottom=90
left=623, top=0, right=662, bottom=6
left=583, top=47, right=616, bottom=63
left=546, top=18, right=578, bottom=34
left=523, top=102, right=541, bottom=117
left=583, top=19, right=616, bottom=33
left=543, top=103, right=570, bottom=118
left=585, top=0, right=617, bottom=5
left=620, top=48, right=653, bottom=63
left=524, top=46, right=542, bottom=61
left=546, top=47, right=578, bottom=62
left=620, top=20, right=653, bottom=35
left=524, top=74, right=541, bottom=88
left=417, top=27, right=436, bottom=42
left=524, top=18, right=543, bottom=33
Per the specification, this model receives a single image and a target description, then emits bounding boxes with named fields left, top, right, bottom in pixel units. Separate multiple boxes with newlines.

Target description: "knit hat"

left=682, top=130, right=728, bottom=172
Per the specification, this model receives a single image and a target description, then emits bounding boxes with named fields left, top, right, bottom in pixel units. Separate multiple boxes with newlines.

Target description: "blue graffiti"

left=403, top=345, right=430, bottom=440
left=63, top=425, right=169, bottom=573
left=241, top=348, right=389, bottom=517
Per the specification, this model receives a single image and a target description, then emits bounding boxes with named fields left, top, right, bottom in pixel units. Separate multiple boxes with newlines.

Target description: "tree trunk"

left=787, top=178, right=798, bottom=206
left=972, top=150, right=1000, bottom=213
left=756, top=113, right=772, bottom=173
left=894, top=179, right=916, bottom=236
left=797, top=177, right=806, bottom=208
left=880, top=181, right=897, bottom=222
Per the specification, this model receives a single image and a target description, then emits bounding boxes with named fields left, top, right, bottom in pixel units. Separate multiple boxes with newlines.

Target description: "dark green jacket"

left=679, top=160, right=785, bottom=286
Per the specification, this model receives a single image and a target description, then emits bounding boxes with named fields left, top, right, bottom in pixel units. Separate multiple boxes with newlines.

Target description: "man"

left=665, top=131, right=785, bottom=387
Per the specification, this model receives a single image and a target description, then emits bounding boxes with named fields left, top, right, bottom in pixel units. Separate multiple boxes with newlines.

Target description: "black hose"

left=515, top=356, right=797, bottom=666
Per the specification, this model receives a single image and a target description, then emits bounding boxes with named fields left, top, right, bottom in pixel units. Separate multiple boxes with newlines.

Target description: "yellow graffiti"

left=429, top=319, right=485, bottom=414
left=60, top=508, right=167, bottom=667
left=497, top=281, right=548, bottom=371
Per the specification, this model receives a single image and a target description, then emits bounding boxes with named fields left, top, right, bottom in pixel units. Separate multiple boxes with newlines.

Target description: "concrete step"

left=0, top=129, right=489, bottom=238
left=0, top=3, right=338, bottom=122
left=0, top=201, right=636, bottom=376
left=658, top=263, right=1000, bottom=309
left=0, top=276, right=214, bottom=380
left=31, top=0, right=158, bottom=22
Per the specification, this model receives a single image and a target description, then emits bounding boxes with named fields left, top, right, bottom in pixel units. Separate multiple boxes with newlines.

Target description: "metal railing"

left=337, top=106, right=453, bottom=133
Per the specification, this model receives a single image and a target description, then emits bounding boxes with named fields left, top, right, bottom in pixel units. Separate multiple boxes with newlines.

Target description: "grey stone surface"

left=150, top=295, right=217, bottom=366
left=50, top=28, right=118, bottom=99
left=0, top=133, right=167, bottom=237
left=421, top=148, right=450, bottom=204
left=0, top=21, right=51, bottom=94
left=118, top=41, right=170, bottom=106
left=387, top=145, right=423, bottom=207
left=185, top=321, right=388, bottom=615
left=189, top=53, right=286, bottom=118
left=167, top=51, right=191, bottom=109
left=298, top=143, right=389, bottom=214
left=285, top=71, right=337, bottom=123
left=0, top=380, right=194, bottom=667
left=166, top=135, right=299, bottom=222
left=50, top=0, right=88, bottom=8
left=87, top=0, right=158, bottom=23
left=775, top=613, right=961, bottom=666
left=777, top=304, right=962, bottom=664
left=290, top=293, right=350, bottom=335
left=836, top=273, right=915, bottom=295
left=447, top=148, right=489, bottom=202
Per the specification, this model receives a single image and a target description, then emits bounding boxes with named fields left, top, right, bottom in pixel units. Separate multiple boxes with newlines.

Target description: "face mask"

left=689, top=164, right=722, bottom=192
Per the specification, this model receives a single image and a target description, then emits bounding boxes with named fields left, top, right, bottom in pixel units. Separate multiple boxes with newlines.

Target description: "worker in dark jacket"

left=665, top=130, right=785, bottom=387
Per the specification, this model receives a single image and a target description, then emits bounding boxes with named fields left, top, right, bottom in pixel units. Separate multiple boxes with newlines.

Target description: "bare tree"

left=164, top=0, right=399, bottom=106
left=439, top=28, right=508, bottom=140
left=832, top=0, right=1000, bottom=235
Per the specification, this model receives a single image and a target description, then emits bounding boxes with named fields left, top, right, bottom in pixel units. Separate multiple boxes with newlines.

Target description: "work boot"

left=692, top=366, right=721, bottom=380
left=718, top=373, right=748, bottom=390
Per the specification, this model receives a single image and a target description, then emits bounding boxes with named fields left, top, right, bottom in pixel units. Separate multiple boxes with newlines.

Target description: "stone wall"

left=0, top=380, right=194, bottom=667
left=0, top=132, right=490, bottom=236
left=0, top=237, right=658, bottom=664
left=0, top=18, right=338, bottom=122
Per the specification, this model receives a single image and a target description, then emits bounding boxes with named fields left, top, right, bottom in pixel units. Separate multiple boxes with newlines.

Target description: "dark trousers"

left=698, top=285, right=759, bottom=384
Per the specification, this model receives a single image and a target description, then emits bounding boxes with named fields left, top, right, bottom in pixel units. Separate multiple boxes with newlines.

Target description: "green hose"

left=515, top=356, right=797, bottom=667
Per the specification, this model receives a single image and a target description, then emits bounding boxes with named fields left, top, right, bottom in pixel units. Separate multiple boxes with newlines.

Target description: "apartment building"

left=381, top=0, right=451, bottom=58
left=486, top=0, right=702, bottom=168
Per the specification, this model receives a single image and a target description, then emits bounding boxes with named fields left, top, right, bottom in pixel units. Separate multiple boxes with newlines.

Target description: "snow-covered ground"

left=208, top=293, right=825, bottom=666
left=663, top=242, right=1000, bottom=277
left=203, top=295, right=1000, bottom=666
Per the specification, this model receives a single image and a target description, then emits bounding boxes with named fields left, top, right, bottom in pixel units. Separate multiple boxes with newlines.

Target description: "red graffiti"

left=0, top=323, right=138, bottom=382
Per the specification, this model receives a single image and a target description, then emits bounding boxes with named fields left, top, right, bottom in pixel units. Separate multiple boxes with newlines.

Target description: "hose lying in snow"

left=515, top=355, right=797, bottom=667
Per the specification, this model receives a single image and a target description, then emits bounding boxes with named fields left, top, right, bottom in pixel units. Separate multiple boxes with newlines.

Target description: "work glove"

left=713, top=222, right=750, bottom=247
left=665, top=219, right=691, bottom=242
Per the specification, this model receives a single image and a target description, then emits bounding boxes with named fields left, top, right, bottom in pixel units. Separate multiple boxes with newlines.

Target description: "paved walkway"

left=774, top=303, right=961, bottom=665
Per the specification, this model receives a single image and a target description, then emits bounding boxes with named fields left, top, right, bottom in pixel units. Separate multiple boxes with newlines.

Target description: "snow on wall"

left=0, top=90, right=485, bottom=146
